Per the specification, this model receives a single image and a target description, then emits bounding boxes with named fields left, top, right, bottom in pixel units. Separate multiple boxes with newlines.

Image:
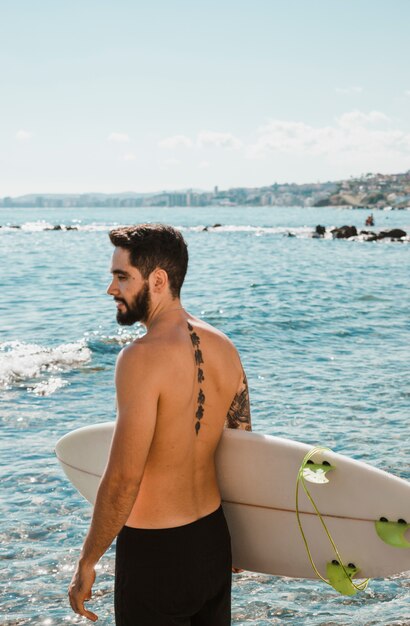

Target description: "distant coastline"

left=1, top=170, right=410, bottom=210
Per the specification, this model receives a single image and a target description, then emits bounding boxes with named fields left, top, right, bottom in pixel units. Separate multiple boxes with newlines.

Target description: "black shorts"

left=115, top=504, right=232, bottom=625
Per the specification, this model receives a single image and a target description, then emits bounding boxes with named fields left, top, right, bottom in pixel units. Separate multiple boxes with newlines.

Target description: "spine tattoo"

left=187, top=322, right=205, bottom=435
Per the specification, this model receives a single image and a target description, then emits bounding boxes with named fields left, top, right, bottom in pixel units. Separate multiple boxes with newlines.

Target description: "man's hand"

left=69, top=560, right=98, bottom=622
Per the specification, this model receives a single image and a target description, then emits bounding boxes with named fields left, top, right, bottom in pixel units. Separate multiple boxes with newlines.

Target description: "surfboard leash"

left=295, top=446, right=370, bottom=596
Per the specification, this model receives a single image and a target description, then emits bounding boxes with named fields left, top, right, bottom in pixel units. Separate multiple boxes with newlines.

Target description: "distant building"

left=260, top=193, right=274, bottom=206
left=168, top=193, right=189, bottom=207
left=2, top=169, right=409, bottom=209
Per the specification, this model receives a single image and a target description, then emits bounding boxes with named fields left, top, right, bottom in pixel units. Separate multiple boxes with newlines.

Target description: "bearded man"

left=69, top=223, right=251, bottom=625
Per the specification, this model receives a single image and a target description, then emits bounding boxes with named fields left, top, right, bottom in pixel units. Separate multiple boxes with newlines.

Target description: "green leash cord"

left=295, top=446, right=370, bottom=595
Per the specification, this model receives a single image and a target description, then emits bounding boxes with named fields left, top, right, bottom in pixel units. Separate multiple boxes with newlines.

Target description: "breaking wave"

left=0, top=327, right=146, bottom=395
left=0, top=221, right=409, bottom=241
left=0, top=221, right=323, bottom=238
left=0, top=339, right=91, bottom=391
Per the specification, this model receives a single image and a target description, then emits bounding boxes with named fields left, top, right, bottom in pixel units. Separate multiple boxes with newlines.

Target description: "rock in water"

left=377, top=229, right=407, bottom=240
left=330, top=225, right=358, bottom=239
left=314, top=225, right=326, bottom=237
left=359, top=230, right=379, bottom=242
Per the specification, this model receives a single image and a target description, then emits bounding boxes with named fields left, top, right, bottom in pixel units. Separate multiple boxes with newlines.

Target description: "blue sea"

left=1, top=205, right=409, bottom=625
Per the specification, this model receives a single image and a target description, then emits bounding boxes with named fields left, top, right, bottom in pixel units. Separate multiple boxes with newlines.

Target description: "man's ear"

left=150, top=268, right=168, bottom=293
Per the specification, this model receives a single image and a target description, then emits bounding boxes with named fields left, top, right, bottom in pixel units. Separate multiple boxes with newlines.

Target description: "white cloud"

left=248, top=110, right=409, bottom=160
left=158, top=135, right=193, bottom=149
left=108, top=132, right=130, bottom=143
left=335, top=86, right=363, bottom=94
left=122, top=152, right=136, bottom=161
left=16, top=129, right=33, bottom=141
left=158, top=131, right=241, bottom=151
left=197, top=130, right=242, bottom=150
left=337, top=110, right=390, bottom=129
left=198, top=160, right=210, bottom=169
left=159, top=158, right=181, bottom=169
left=405, top=90, right=410, bottom=97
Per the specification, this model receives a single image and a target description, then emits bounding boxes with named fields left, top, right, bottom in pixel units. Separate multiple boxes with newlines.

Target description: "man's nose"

left=107, top=280, right=118, bottom=296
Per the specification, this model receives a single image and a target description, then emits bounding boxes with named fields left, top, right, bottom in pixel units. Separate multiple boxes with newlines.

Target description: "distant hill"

left=1, top=171, right=410, bottom=209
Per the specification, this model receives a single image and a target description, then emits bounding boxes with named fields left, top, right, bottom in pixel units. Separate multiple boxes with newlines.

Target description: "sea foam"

left=0, top=339, right=91, bottom=390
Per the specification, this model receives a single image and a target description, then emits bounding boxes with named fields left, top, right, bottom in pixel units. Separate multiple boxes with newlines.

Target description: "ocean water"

left=1, top=205, right=409, bottom=626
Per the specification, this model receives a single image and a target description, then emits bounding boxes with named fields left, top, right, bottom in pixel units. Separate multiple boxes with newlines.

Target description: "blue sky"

left=1, top=0, right=409, bottom=195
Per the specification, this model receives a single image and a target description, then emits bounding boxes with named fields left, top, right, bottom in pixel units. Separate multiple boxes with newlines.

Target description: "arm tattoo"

left=226, top=373, right=252, bottom=431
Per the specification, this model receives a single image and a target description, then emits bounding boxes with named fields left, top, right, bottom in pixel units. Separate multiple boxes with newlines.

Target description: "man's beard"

left=116, top=282, right=151, bottom=326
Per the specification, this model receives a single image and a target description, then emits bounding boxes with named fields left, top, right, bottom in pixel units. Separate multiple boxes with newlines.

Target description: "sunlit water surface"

left=1, top=206, right=409, bottom=625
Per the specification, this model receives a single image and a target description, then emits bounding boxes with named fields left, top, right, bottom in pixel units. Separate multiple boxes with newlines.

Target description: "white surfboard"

left=55, top=424, right=410, bottom=582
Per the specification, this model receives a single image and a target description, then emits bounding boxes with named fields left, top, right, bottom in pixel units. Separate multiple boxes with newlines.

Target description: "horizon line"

left=2, top=168, right=408, bottom=200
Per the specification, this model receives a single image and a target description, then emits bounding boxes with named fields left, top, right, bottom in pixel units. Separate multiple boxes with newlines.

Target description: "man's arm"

left=69, top=343, right=159, bottom=622
left=226, top=365, right=251, bottom=574
left=225, top=367, right=252, bottom=431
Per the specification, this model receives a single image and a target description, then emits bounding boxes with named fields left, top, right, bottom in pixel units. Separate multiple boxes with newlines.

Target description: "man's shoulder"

left=115, top=341, right=164, bottom=395
left=190, top=318, right=242, bottom=374
left=118, top=318, right=238, bottom=366
left=116, top=338, right=158, bottom=373
left=119, top=332, right=181, bottom=370
left=189, top=316, right=236, bottom=349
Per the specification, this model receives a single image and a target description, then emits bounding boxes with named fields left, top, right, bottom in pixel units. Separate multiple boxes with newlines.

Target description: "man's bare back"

left=122, top=312, right=251, bottom=528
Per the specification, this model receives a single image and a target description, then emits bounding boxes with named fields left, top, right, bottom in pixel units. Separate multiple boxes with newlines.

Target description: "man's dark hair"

left=108, top=224, right=188, bottom=298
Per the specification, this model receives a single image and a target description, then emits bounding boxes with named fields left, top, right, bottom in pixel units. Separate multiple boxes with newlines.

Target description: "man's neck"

left=145, top=302, right=185, bottom=331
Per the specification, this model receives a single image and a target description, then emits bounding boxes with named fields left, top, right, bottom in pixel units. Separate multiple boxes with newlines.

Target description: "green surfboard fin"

left=326, top=561, right=360, bottom=596
left=375, top=519, right=410, bottom=548
left=302, top=460, right=335, bottom=484
left=296, top=447, right=370, bottom=595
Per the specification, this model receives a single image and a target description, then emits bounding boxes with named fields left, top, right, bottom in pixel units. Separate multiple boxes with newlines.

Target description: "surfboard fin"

left=302, top=459, right=335, bottom=484
left=296, top=447, right=370, bottom=596
left=326, top=561, right=360, bottom=596
left=375, top=518, right=410, bottom=548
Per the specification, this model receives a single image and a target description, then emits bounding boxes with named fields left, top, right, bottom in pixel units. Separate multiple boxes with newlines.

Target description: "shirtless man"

left=69, top=223, right=251, bottom=625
